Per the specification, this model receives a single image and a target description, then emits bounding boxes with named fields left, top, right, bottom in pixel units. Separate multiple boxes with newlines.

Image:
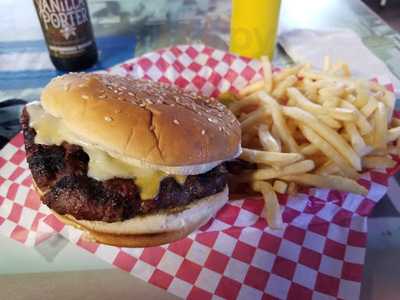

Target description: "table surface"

left=1, top=1, right=400, bottom=299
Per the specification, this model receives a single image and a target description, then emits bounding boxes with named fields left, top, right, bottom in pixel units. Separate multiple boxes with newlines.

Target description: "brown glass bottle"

left=33, top=0, right=98, bottom=72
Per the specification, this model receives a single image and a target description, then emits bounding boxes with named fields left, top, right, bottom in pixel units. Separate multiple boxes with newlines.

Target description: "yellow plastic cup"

left=230, top=0, right=281, bottom=59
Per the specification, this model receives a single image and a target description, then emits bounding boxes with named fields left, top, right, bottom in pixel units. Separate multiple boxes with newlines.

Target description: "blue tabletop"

left=0, top=34, right=137, bottom=146
left=0, top=35, right=136, bottom=97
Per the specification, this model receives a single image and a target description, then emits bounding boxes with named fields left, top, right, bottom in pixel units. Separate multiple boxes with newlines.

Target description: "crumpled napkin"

left=279, top=29, right=400, bottom=96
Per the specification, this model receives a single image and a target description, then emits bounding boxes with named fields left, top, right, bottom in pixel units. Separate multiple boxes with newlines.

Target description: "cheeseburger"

left=21, top=73, right=241, bottom=247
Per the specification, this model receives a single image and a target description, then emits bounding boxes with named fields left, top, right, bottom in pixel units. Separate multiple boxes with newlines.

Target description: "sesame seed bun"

left=54, top=212, right=209, bottom=248
left=41, top=73, right=241, bottom=174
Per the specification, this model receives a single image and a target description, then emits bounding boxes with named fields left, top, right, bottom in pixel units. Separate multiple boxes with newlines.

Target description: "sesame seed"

left=128, top=92, right=134, bottom=96
left=173, top=119, right=180, bottom=125
left=98, top=94, right=106, bottom=99
left=81, top=95, right=89, bottom=100
left=78, top=84, right=86, bottom=88
left=201, top=129, right=206, bottom=135
left=104, top=116, right=113, bottom=122
left=218, top=127, right=222, bottom=131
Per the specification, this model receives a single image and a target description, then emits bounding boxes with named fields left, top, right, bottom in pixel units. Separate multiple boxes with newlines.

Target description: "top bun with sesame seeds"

left=40, top=73, right=241, bottom=175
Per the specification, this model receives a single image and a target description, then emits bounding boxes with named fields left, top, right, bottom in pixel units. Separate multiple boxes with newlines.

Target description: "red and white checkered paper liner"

left=1, top=45, right=399, bottom=300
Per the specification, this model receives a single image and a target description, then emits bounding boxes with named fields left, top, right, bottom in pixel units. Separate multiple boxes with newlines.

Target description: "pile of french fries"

left=228, top=56, right=399, bottom=228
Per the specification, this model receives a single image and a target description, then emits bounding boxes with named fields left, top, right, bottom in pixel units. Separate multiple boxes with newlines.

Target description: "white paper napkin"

left=279, top=29, right=400, bottom=95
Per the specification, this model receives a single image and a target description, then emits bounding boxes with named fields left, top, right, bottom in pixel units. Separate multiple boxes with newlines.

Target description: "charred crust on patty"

left=22, top=108, right=90, bottom=190
left=21, top=107, right=227, bottom=222
left=43, top=176, right=140, bottom=222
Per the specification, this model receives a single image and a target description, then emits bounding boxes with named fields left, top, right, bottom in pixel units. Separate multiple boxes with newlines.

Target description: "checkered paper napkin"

left=1, top=45, right=399, bottom=300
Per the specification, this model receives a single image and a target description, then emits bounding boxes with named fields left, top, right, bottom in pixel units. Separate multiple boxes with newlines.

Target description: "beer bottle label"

left=34, top=0, right=95, bottom=58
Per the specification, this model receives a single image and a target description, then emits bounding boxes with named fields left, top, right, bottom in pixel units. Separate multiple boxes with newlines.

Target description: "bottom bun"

left=53, top=211, right=210, bottom=247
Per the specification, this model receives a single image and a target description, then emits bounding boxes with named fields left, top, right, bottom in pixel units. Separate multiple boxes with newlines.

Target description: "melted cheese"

left=27, top=102, right=70, bottom=145
left=26, top=102, right=186, bottom=200
left=83, top=147, right=169, bottom=199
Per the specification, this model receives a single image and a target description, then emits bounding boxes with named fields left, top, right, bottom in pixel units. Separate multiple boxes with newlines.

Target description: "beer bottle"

left=33, top=0, right=98, bottom=72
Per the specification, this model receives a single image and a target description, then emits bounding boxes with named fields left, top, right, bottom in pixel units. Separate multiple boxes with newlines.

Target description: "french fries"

left=229, top=96, right=260, bottom=114
left=299, top=125, right=359, bottom=179
left=362, top=156, right=396, bottom=169
left=302, top=78, right=319, bottom=101
left=387, top=126, right=400, bottom=142
left=354, top=81, right=369, bottom=108
left=287, top=182, right=298, bottom=196
left=258, top=92, right=300, bottom=153
left=228, top=56, right=398, bottom=226
left=360, top=96, right=378, bottom=117
left=341, top=101, right=373, bottom=135
left=374, top=102, right=388, bottom=149
left=238, top=80, right=264, bottom=98
left=323, top=56, right=331, bottom=72
left=273, top=180, right=288, bottom=194
left=252, top=181, right=283, bottom=229
left=322, top=96, right=340, bottom=108
left=240, top=107, right=269, bottom=130
left=261, top=56, right=272, bottom=93
left=341, top=63, right=351, bottom=77
left=300, top=144, right=319, bottom=156
left=272, top=75, right=297, bottom=100
left=344, top=123, right=369, bottom=156
left=315, top=161, right=341, bottom=175
left=370, top=81, right=395, bottom=122
left=287, top=87, right=356, bottom=122
left=281, top=174, right=368, bottom=195
left=252, top=160, right=315, bottom=181
left=273, top=64, right=303, bottom=83
left=317, top=115, right=342, bottom=129
left=258, top=124, right=281, bottom=152
left=240, top=148, right=303, bottom=167
left=282, top=106, right=362, bottom=170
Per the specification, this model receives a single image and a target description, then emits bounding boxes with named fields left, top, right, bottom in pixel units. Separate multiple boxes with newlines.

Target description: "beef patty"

left=21, top=108, right=227, bottom=222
